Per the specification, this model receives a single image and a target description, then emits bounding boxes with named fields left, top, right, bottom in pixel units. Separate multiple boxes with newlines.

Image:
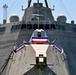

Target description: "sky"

left=0, top=0, right=76, bottom=24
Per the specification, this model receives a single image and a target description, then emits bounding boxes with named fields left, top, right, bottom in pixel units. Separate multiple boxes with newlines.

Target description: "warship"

left=0, top=0, right=76, bottom=75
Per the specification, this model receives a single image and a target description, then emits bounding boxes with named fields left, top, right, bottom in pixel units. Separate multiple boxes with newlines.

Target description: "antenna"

left=3, top=4, right=8, bottom=24
left=22, top=5, right=23, bottom=10
left=21, top=5, right=25, bottom=11
left=51, top=5, right=55, bottom=11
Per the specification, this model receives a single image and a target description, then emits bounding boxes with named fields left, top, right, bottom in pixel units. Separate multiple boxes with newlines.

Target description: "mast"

left=28, top=0, right=49, bottom=8
left=37, top=0, right=49, bottom=8
left=37, top=0, right=39, bottom=3
left=28, top=0, right=32, bottom=8
left=44, top=0, right=49, bottom=8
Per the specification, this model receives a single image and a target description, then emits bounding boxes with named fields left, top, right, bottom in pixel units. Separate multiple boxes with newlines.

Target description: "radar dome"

left=9, top=14, right=19, bottom=22
left=57, top=14, right=67, bottom=23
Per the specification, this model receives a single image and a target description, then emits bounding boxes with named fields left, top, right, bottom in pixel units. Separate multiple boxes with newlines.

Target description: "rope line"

left=59, top=0, right=73, bottom=20
left=0, top=51, right=14, bottom=75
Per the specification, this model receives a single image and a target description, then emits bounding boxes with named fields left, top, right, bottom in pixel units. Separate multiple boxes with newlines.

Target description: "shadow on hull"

left=23, top=66, right=57, bottom=75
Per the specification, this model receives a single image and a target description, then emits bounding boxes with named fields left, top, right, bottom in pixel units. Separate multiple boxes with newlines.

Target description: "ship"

left=0, top=0, right=76, bottom=75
